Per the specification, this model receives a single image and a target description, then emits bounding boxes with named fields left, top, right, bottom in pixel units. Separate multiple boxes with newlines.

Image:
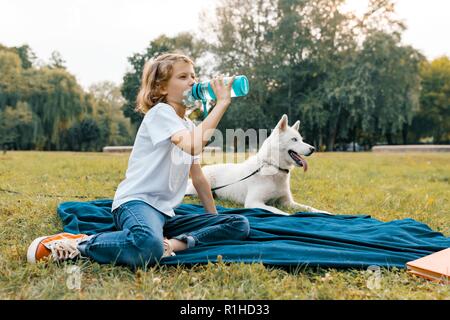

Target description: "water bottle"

left=191, top=75, right=250, bottom=101
left=182, top=75, right=249, bottom=117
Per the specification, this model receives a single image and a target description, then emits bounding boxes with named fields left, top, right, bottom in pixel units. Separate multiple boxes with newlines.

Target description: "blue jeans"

left=78, top=200, right=250, bottom=268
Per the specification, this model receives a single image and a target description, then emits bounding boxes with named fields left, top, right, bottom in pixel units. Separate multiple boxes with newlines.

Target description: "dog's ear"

left=292, top=120, right=300, bottom=131
left=276, top=114, right=288, bottom=131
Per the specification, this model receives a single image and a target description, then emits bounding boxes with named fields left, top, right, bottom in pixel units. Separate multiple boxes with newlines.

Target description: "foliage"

left=194, top=0, right=425, bottom=150
left=412, top=57, right=450, bottom=143
left=1, top=0, right=449, bottom=151
left=0, top=46, right=132, bottom=151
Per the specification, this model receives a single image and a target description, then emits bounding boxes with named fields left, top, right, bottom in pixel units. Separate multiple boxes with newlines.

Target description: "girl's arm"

left=171, top=76, right=235, bottom=156
left=190, top=162, right=218, bottom=214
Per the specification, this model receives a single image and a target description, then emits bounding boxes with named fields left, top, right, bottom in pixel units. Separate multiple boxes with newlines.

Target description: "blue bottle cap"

left=233, top=75, right=249, bottom=96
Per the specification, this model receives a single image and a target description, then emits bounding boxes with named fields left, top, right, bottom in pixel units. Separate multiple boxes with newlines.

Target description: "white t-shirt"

left=112, top=102, right=199, bottom=217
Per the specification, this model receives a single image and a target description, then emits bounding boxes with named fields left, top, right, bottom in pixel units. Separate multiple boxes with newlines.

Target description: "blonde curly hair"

left=135, top=53, right=195, bottom=114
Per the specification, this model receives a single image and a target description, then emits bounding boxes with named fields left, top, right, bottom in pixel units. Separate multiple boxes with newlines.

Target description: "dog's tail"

left=185, top=179, right=197, bottom=197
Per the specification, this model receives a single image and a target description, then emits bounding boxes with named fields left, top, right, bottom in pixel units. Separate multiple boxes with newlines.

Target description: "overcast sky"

left=1, top=0, right=449, bottom=89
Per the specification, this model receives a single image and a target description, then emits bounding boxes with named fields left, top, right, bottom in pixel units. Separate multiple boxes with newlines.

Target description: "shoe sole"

left=27, top=236, right=49, bottom=264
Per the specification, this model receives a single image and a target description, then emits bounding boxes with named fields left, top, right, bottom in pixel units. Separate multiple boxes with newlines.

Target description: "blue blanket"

left=57, top=199, right=450, bottom=269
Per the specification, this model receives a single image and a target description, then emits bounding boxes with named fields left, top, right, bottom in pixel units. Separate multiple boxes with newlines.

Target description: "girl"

left=27, top=53, right=250, bottom=268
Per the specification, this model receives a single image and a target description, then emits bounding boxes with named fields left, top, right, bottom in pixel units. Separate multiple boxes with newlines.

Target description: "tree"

left=0, top=50, right=23, bottom=110
left=88, top=81, right=133, bottom=147
left=412, top=56, right=450, bottom=143
left=0, top=43, right=127, bottom=151
left=350, top=31, right=423, bottom=145
left=48, top=50, right=66, bottom=69
left=204, top=0, right=422, bottom=150
left=204, top=0, right=280, bottom=132
left=14, top=44, right=36, bottom=69
left=23, top=67, right=85, bottom=150
left=295, top=0, right=358, bottom=150
left=66, top=118, right=100, bottom=151
left=0, top=102, right=40, bottom=150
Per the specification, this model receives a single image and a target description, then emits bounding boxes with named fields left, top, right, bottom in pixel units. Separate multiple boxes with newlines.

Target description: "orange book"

left=406, top=248, right=450, bottom=284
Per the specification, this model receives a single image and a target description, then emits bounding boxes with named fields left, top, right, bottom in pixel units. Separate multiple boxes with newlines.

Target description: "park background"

left=0, top=0, right=449, bottom=300
left=1, top=0, right=449, bottom=152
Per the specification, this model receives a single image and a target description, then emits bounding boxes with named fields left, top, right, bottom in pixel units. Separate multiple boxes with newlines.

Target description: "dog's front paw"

left=273, top=210, right=290, bottom=216
left=304, top=206, right=334, bottom=215
left=315, top=210, right=334, bottom=215
left=266, top=208, right=290, bottom=215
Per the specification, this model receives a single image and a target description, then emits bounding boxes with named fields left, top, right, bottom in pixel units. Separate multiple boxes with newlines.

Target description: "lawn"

left=0, top=151, right=449, bottom=299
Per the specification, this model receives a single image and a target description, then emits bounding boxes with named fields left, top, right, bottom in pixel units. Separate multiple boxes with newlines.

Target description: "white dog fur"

left=185, top=114, right=331, bottom=215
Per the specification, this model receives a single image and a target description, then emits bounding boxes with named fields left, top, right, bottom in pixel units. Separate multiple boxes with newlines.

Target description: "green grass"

left=0, top=151, right=449, bottom=299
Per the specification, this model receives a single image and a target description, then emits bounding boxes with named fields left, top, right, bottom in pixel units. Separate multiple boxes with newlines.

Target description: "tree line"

left=1, top=0, right=449, bottom=152
left=0, top=45, right=133, bottom=151
left=122, top=0, right=449, bottom=151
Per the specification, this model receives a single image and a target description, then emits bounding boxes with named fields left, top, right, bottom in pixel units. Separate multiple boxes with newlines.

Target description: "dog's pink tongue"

left=300, top=157, right=308, bottom=172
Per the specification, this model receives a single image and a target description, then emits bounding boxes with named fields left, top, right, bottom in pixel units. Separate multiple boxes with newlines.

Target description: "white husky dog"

left=185, top=114, right=331, bottom=215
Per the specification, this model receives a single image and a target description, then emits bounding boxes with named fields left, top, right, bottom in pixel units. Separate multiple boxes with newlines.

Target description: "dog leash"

left=2, top=163, right=290, bottom=199
left=0, top=187, right=110, bottom=199
left=185, top=162, right=290, bottom=197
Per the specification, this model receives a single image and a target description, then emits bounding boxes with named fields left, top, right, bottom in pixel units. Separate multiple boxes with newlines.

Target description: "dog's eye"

left=292, top=137, right=298, bottom=142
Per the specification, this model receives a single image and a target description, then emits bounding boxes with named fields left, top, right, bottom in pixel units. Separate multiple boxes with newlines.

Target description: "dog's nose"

left=309, top=146, right=315, bottom=153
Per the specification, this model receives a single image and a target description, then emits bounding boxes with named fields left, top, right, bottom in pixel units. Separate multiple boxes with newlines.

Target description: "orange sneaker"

left=27, top=232, right=90, bottom=264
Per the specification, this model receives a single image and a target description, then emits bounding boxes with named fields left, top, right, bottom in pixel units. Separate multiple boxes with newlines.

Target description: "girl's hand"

left=210, top=75, right=235, bottom=105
